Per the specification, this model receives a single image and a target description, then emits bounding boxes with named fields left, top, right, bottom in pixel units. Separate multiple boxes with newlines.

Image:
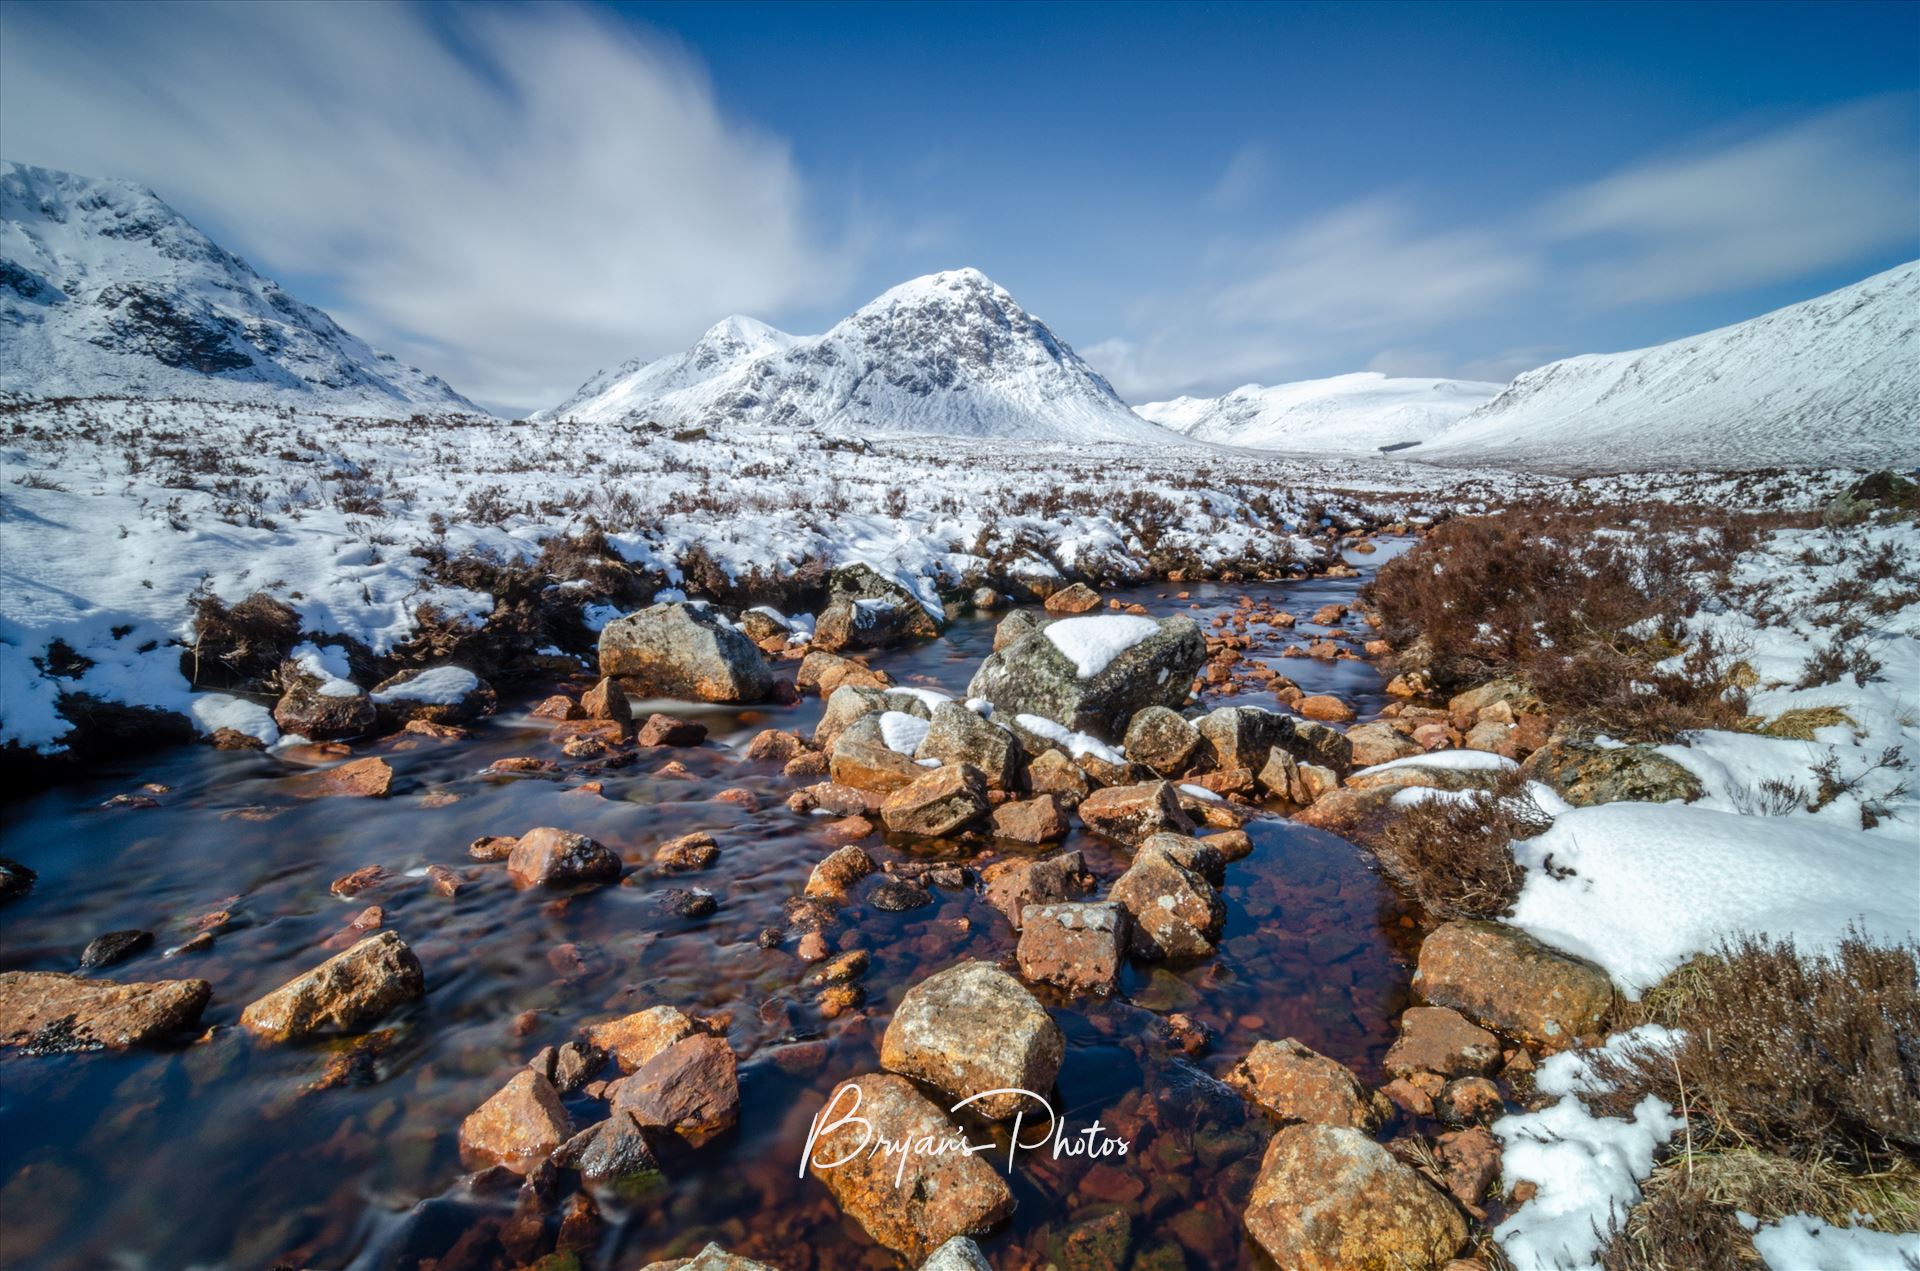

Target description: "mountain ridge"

left=1417, top=262, right=1920, bottom=470
left=0, top=160, right=480, bottom=415
left=536, top=267, right=1175, bottom=444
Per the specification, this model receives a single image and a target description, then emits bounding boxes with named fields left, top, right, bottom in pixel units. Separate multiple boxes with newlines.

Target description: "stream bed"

left=0, top=543, right=1428, bottom=1270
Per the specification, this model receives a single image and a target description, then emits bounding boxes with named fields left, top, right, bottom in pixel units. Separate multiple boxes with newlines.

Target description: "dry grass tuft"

left=1595, top=935, right=1920, bottom=1169
left=1751, top=705, right=1856, bottom=741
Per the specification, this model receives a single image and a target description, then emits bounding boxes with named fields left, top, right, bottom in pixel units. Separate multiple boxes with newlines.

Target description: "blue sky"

left=3, top=0, right=1916, bottom=413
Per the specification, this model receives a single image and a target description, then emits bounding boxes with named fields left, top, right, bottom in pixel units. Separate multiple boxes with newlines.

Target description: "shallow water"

left=0, top=541, right=1428, bottom=1270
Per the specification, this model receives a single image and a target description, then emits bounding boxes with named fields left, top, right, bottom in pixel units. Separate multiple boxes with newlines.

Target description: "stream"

left=0, top=542, right=1427, bottom=1270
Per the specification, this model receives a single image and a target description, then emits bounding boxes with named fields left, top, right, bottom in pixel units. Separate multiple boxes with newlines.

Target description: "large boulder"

left=814, top=563, right=944, bottom=651
left=806, top=1072, right=1014, bottom=1261
left=0, top=971, right=210, bottom=1051
left=1110, top=839, right=1224, bottom=959
left=1196, top=705, right=1291, bottom=773
left=1244, top=1124, right=1468, bottom=1270
left=1078, top=780, right=1192, bottom=845
left=1016, top=901, right=1128, bottom=996
left=880, top=763, right=991, bottom=837
left=1226, top=1039, right=1387, bottom=1131
left=1520, top=738, right=1703, bottom=806
left=458, top=1069, right=571, bottom=1169
left=1412, top=920, right=1613, bottom=1049
left=1123, top=705, right=1202, bottom=776
left=966, top=614, right=1205, bottom=738
left=368, top=665, right=495, bottom=729
left=980, top=851, right=1096, bottom=929
left=880, top=960, right=1063, bottom=1119
left=239, top=931, right=425, bottom=1041
left=599, top=602, right=774, bottom=703
left=915, top=701, right=1025, bottom=790
left=272, top=653, right=375, bottom=740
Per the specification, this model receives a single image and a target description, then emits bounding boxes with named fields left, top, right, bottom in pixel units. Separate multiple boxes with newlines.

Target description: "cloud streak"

left=1541, top=97, right=1919, bottom=305
left=0, top=0, right=846, bottom=412
left=1094, top=98, right=1918, bottom=402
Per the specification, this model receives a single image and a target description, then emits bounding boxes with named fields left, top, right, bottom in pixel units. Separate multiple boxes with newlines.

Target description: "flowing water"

left=0, top=542, right=1428, bottom=1270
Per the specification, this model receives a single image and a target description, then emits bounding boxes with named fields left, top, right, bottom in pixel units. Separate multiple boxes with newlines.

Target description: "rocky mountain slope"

left=1417, top=262, right=1920, bottom=471
left=537, top=268, right=1175, bottom=443
left=1136, top=372, right=1502, bottom=454
left=0, top=160, right=478, bottom=414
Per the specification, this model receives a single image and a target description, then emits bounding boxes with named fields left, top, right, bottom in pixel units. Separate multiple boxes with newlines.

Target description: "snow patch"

left=1044, top=614, right=1161, bottom=678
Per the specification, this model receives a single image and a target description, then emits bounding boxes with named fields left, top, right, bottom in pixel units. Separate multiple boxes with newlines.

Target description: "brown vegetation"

left=1370, top=769, right=1548, bottom=921
left=1364, top=503, right=1816, bottom=741
left=1592, top=936, right=1920, bottom=1267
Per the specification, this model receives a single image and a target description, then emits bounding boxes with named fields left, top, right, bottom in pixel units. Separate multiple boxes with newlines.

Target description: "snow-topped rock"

left=1418, top=261, right=1920, bottom=471
left=0, top=160, right=480, bottom=414
left=538, top=268, right=1176, bottom=443
left=1136, top=372, right=1501, bottom=454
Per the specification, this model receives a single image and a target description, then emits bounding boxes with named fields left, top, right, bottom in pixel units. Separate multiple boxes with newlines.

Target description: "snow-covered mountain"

left=1419, top=262, right=1920, bottom=471
left=537, top=268, right=1175, bottom=443
left=0, top=160, right=479, bottom=414
left=1136, top=372, right=1502, bottom=454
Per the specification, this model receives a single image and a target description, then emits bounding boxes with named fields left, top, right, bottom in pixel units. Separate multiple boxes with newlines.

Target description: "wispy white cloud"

left=1088, top=98, right=1918, bottom=402
left=1208, top=143, right=1274, bottom=212
left=1541, top=98, right=1918, bottom=305
left=0, top=0, right=848, bottom=411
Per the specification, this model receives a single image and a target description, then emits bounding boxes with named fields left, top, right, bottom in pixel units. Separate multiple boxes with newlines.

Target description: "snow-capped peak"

left=539, top=267, right=1173, bottom=443
left=0, top=159, right=481, bottom=414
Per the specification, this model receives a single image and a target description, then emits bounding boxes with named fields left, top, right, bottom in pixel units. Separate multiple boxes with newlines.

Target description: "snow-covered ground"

left=4, top=389, right=1876, bottom=756
left=1418, top=262, right=1920, bottom=472
left=1135, top=372, right=1501, bottom=454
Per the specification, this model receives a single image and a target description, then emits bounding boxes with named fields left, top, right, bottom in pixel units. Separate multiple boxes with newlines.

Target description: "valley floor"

left=1, top=394, right=1916, bottom=1271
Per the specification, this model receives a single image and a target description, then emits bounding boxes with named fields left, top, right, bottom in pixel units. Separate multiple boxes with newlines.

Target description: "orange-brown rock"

left=1412, top=920, right=1613, bottom=1050
left=654, top=831, right=719, bottom=873
left=1385, top=1006, right=1502, bottom=1079
left=1244, top=1124, right=1468, bottom=1271
left=587, top=1004, right=696, bottom=1073
left=531, top=694, right=580, bottom=721
left=989, top=794, right=1070, bottom=844
left=0, top=971, right=211, bottom=1051
left=1297, top=694, right=1355, bottom=723
left=239, top=931, right=424, bottom=1041
left=613, top=1032, right=739, bottom=1146
left=1016, top=901, right=1127, bottom=995
left=980, top=850, right=1094, bottom=930
left=458, top=1069, right=571, bottom=1169
left=580, top=676, right=632, bottom=726
left=879, top=763, right=989, bottom=838
left=1077, top=779, right=1192, bottom=845
left=506, top=827, right=622, bottom=888
left=1227, top=1038, right=1389, bottom=1130
left=1043, top=582, right=1101, bottom=614
left=806, top=1072, right=1015, bottom=1261
left=291, top=756, right=393, bottom=799
left=638, top=713, right=707, bottom=747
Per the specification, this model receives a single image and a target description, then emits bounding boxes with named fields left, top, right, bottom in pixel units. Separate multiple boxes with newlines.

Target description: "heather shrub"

left=1370, top=769, right=1548, bottom=921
